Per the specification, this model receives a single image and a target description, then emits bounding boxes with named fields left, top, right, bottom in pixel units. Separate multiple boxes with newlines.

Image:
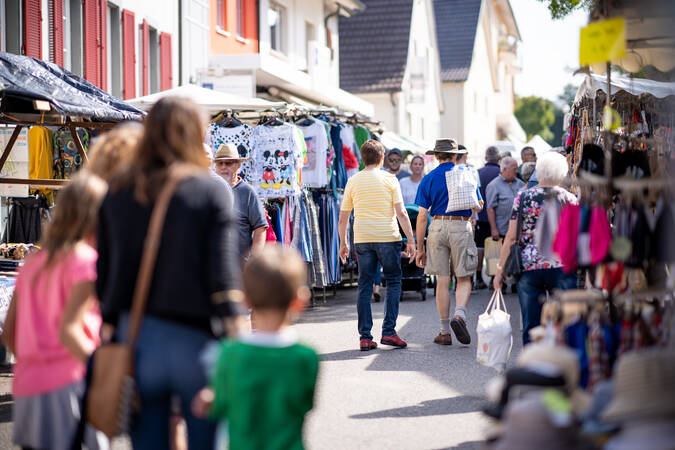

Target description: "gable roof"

left=433, top=0, right=482, bottom=82
left=339, top=0, right=414, bottom=94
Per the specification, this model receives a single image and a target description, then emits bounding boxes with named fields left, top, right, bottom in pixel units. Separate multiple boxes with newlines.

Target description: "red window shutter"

left=141, top=20, right=149, bottom=96
left=99, top=0, right=108, bottom=91
left=50, top=0, right=64, bottom=66
left=122, top=9, right=136, bottom=99
left=23, top=0, right=42, bottom=59
left=159, top=32, right=172, bottom=91
left=83, top=0, right=100, bottom=85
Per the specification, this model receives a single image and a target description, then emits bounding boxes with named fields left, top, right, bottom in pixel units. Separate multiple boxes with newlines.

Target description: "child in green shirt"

left=193, top=245, right=319, bottom=450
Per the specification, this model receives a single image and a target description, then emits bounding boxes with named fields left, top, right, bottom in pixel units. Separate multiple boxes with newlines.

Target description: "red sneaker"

left=360, top=339, right=377, bottom=351
left=380, top=334, right=407, bottom=348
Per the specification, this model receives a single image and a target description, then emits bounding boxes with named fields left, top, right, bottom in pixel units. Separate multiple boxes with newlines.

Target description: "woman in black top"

left=96, top=97, right=240, bottom=449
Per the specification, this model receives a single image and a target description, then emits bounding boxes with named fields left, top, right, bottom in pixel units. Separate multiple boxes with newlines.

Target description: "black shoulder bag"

left=504, top=197, right=524, bottom=278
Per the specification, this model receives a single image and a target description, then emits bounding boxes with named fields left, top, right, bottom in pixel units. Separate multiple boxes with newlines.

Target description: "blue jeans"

left=517, top=268, right=577, bottom=345
left=355, top=241, right=402, bottom=340
left=118, top=315, right=216, bottom=450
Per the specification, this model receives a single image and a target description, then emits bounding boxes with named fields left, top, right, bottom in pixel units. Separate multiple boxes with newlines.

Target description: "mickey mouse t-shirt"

left=250, top=123, right=305, bottom=198
left=206, top=123, right=254, bottom=184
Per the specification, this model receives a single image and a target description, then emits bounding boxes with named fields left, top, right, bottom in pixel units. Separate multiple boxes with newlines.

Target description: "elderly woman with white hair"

left=493, top=152, right=578, bottom=345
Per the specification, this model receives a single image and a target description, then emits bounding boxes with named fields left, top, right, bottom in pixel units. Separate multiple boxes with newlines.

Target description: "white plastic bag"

left=445, top=164, right=480, bottom=212
left=476, top=290, right=513, bottom=373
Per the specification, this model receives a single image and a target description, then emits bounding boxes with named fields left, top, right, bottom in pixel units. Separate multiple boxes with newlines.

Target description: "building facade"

left=434, top=0, right=524, bottom=165
left=200, top=0, right=374, bottom=115
left=0, top=0, right=191, bottom=100
left=339, top=0, right=444, bottom=148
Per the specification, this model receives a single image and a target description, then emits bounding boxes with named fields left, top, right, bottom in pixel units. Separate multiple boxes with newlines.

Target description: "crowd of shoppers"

left=1, top=89, right=584, bottom=448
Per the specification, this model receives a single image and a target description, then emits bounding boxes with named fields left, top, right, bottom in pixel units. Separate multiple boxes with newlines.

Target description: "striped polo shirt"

left=340, top=168, right=403, bottom=243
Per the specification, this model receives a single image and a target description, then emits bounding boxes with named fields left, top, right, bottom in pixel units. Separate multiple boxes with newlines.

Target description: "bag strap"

left=515, top=193, right=524, bottom=242
left=125, top=165, right=197, bottom=346
left=485, top=290, right=498, bottom=314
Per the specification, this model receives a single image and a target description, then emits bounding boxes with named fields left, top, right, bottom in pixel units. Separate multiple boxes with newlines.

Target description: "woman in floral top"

left=494, top=152, right=578, bottom=344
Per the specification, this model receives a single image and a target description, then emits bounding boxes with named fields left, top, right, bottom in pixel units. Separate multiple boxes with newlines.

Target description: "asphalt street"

left=0, top=284, right=523, bottom=450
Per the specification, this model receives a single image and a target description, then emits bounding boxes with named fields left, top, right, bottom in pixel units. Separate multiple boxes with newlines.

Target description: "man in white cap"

left=214, top=143, right=268, bottom=262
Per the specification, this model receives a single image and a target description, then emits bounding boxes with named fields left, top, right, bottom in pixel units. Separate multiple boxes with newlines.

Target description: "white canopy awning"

left=128, top=84, right=286, bottom=114
left=574, top=74, right=675, bottom=105
left=526, top=135, right=552, bottom=158
left=379, top=132, right=430, bottom=155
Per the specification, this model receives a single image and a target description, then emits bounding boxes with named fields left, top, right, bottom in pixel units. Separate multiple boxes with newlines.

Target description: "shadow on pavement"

left=319, top=349, right=377, bottom=361
left=0, top=394, right=11, bottom=423
left=350, top=395, right=485, bottom=419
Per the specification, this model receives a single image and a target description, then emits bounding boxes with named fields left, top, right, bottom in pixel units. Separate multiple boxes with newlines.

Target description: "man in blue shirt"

left=415, top=139, right=483, bottom=346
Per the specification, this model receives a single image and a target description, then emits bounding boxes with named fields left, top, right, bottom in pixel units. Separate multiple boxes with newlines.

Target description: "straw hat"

left=517, top=343, right=591, bottom=414
left=213, top=143, right=248, bottom=162
left=425, top=138, right=467, bottom=155
left=602, top=349, right=675, bottom=423
left=494, top=393, right=591, bottom=450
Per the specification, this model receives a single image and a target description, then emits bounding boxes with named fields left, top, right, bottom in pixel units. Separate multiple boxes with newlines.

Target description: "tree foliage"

left=536, top=0, right=593, bottom=19
left=514, top=96, right=556, bottom=143
left=557, top=83, right=578, bottom=109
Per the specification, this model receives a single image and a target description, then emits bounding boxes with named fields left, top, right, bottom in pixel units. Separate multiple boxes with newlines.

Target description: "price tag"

left=579, top=17, right=626, bottom=66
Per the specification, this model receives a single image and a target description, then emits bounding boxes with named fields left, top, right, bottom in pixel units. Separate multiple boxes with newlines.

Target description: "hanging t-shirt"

left=297, top=119, right=329, bottom=188
left=53, top=127, right=89, bottom=179
left=250, top=123, right=304, bottom=199
left=206, top=123, right=254, bottom=184
left=340, top=125, right=360, bottom=177
left=28, top=127, right=55, bottom=203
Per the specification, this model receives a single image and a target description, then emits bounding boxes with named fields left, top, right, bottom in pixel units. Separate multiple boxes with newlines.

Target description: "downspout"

left=178, top=0, right=183, bottom=85
left=390, top=91, right=398, bottom=134
left=324, top=4, right=343, bottom=60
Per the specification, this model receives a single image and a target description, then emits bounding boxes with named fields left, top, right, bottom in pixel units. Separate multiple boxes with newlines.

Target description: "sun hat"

left=213, top=143, right=248, bottom=162
left=426, top=138, right=467, bottom=155
left=494, top=392, right=592, bottom=450
left=517, top=343, right=591, bottom=414
left=602, top=349, right=675, bottom=423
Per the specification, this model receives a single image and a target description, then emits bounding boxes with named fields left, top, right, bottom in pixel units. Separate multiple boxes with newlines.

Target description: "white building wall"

left=181, top=0, right=210, bottom=86
left=440, top=82, right=464, bottom=142
left=108, top=0, right=179, bottom=98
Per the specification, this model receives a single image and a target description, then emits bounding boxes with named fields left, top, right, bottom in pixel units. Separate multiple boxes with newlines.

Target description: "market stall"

left=0, top=52, right=144, bottom=343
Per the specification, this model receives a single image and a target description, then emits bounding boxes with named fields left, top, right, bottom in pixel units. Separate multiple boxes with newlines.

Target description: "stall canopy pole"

left=605, top=61, right=614, bottom=182
left=68, top=123, right=89, bottom=164
left=0, top=126, right=23, bottom=173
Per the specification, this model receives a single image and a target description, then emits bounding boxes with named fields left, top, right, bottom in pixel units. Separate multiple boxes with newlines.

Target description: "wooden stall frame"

left=0, top=119, right=119, bottom=189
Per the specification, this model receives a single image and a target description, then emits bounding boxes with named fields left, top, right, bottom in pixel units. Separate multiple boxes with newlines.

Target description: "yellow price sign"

left=579, top=17, right=626, bottom=66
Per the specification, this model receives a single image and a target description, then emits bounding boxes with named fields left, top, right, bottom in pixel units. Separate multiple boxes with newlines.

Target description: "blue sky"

left=511, top=0, right=589, bottom=102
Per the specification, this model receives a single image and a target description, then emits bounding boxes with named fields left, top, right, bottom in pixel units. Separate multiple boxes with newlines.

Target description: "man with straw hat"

left=214, top=143, right=268, bottom=262
left=415, top=139, right=483, bottom=346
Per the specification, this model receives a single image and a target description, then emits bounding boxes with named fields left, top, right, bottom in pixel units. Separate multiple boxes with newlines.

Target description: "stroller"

left=399, top=204, right=429, bottom=301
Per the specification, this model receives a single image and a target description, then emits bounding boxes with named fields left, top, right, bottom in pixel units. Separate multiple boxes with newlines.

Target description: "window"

left=149, top=27, right=159, bottom=94
left=3, top=0, right=22, bottom=54
left=68, top=0, right=83, bottom=76
left=304, top=21, right=315, bottom=70
left=236, top=0, right=244, bottom=38
left=268, top=2, right=285, bottom=54
left=108, top=4, right=123, bottom=98
left=216, top=0, right=225, bottom=30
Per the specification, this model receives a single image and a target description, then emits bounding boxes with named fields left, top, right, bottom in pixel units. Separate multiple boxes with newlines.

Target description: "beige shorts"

left=425, top=219, right=478, bottom=277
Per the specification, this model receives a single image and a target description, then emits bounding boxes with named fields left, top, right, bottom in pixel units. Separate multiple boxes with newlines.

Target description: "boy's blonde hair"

left=41, top=172, right=107, bottom=265
left=87, top=121, right=143, bottom=183
left=243, top=245, right=307, bottom=310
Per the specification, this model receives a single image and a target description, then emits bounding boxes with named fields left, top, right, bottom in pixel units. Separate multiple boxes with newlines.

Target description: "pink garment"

left=265, top=212, right=277, bottom=242
left=12, top=243, right=101, bottom=396
left=589, top=206, right=611, bottom=265
left=283, top=200, right=292, bottom=246
left=552, top=203, right=580, bottom=274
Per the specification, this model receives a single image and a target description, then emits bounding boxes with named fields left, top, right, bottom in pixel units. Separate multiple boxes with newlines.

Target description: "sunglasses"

left=389, top=158, right=402, bottom=163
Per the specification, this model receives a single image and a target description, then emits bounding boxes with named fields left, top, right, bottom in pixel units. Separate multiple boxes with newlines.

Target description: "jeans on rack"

left=517, top=268, right=577, bottom=345
left=355, top=241, right=402, bottom=340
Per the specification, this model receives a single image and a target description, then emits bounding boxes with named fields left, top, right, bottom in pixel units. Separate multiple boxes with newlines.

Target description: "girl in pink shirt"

left=1, top=173, right=109, bottom=450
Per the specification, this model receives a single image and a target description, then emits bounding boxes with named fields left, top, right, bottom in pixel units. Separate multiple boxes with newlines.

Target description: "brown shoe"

left=433, top=333, right=453, bottom=345
left=451, top=316, right=471, bottom=345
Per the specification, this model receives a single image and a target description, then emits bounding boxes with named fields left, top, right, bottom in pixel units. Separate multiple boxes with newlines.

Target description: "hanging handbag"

left=504, top=197, right=524, bottom=278
left=85, top=165, right=194, bottom=438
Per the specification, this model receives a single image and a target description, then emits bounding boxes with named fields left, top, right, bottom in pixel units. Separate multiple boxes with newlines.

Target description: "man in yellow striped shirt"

left=338, top=140, right=416, bottom=351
